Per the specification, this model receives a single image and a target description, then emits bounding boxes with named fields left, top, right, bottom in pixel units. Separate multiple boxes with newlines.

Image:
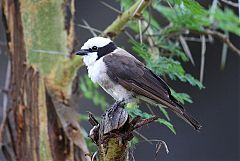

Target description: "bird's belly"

left=97, top=76, right=134, bottom=102
left=88, top=69, right=133, bottom=101
left=87, top=59, right=135, bottom=102
left=105, top=84, right=134, bottom=102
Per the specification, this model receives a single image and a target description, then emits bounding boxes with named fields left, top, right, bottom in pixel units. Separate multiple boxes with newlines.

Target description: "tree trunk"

left=1, top=0, right=89, bottom=161
left=0, top=0, right=151, bottom=161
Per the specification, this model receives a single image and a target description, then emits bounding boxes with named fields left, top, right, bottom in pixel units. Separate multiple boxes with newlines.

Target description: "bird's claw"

left=107, top=100, right=126, bottom=115
left=112, top=100, right=126, bottom=110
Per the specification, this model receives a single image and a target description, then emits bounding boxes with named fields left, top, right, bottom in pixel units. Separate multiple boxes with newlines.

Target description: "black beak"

left=75, top=49, right=89, bottom=56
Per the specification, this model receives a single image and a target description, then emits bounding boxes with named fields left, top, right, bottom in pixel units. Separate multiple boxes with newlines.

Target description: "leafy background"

left=0, top=0, right=239, bottom=161
left=74, top=0, right=239, bottom=160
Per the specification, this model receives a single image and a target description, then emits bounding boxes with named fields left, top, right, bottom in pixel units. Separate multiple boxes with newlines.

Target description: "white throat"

left=82, top=52, right=98, bottom=67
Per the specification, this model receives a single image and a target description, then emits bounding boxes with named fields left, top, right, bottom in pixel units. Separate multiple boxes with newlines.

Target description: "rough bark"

left=1, top=0, right=89, bottom=161
left=0, top=0, right=152, bottom=161
left=88, top=103, right=158, bottom=161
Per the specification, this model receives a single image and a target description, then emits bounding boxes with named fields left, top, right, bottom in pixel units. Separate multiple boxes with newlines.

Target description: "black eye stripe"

left=84, top=42, right=117, bottom=59
left=96, top=42, right=117, bottom=60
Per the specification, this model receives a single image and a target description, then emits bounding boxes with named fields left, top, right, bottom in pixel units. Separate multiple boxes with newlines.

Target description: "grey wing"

left=103, top=54, right=181, bottom=111
left=103, top=54, right=201, bottom=130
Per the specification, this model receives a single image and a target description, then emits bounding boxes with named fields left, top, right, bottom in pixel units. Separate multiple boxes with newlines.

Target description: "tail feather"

left=174, top=110, right=202, bottom=131
left=141, top=94, right=202, bottom=130
left=168, top=95, right=202, bottom=131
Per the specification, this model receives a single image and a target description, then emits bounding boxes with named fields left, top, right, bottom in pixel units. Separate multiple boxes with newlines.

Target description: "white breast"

left=87, top=57, right=135, bottom=102
left=87, top=57, right=107, bottom=83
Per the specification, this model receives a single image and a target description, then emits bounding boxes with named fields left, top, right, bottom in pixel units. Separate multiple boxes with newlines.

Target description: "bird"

left=75, top=37, right=201, bottom=130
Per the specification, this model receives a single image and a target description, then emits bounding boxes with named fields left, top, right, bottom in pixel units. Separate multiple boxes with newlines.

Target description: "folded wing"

left=103, top=53, right=201, bottom=130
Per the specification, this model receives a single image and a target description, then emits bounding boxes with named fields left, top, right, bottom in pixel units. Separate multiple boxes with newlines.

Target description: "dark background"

left=0, top=0, right=239, bottom=161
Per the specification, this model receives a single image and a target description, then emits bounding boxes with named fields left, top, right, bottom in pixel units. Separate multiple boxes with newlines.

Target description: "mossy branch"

left=102, top=0, right=152, bottom=39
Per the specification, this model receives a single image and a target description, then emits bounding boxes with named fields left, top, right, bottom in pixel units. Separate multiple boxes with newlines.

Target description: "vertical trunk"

left=1, top=0, right=89, bottom=161
left=1, top=0, right=152, bottom=160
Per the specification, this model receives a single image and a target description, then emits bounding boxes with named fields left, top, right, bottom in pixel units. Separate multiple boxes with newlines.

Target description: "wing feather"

left=103, top=53, right=201, bottom=130
left=104, top=54, right=176, bottom=108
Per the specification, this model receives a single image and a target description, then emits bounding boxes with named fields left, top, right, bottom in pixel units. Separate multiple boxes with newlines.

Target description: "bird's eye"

left=92, top=46, right=98, bottom=51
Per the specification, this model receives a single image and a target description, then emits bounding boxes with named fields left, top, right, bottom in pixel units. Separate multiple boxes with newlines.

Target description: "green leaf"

left=156, top=40, right=189, bottom=62
left=153, top=1, right=210, bottom=32
left=170, top=89, right=193, bottom=104
left=158, top=119, right=176, bottom=134
left=146, top=56, right=204, bottom=89
left=129, top=136, right=139, bottom=147
left=130, top=40, right=151, bottom=61
left=159, top=106, right=170, bottom=121
left=213, top=8, right=240, bottom=36
left=127, top=106, right=176, bottom=134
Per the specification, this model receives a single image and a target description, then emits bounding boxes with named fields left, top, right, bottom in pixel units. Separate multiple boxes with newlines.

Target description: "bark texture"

left=0, top=0, right=152, bottom=160
left=88, top=103, right=158, bottom=161
left=1, top=0, right=89, bottom=161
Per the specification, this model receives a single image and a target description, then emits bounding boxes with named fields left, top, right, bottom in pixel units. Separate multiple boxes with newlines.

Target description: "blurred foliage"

left=127, top=104, right=176, bottom=134
left=80, top=0, right=239, bottom=135
left=131, top=40, right=204, bottom=89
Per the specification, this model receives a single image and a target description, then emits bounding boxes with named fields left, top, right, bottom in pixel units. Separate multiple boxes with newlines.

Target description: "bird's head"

left=75, top=37, right=117, bottom=66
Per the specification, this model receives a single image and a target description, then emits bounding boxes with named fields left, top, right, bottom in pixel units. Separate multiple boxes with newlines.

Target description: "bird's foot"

left=112, top=100, right=126, bottom=110
left=107, top=100, right=126, bottom=114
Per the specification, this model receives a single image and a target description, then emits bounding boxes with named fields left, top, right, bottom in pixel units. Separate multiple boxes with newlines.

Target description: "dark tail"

left=173, top=110, right=202, bottom=131
left=169, top=96, right=202, bottom=131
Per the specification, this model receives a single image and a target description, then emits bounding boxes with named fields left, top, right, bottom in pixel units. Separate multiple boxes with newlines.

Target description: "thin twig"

left=129, top=148, right=136, bottom=161
left=133, top=116, right=159, bottom=130
left=100, top=1, right=122, bottom=14
left=75, top=24, right=102, bottom=34
left=166, top=0, right=173, bottom=8
left=141, top=6, right=152, bottom=35
left=221, top=0, right=239, bottom=7
left=239, top=0, right=240, bottom=20
left=103, top=0, right=151, bottom=39
left=31, top=49, right=68, bottom=56
left=155, top=140, right=169, bottom=159
left=91, top=151, right=98, bottom=161
left=136, top=136, right=169, bottom=156
left=220, top=32, right=229, bottom=69
left=182, top=36, right=211, bottom=43
left=208, top=34, right=214, bottom=43
left=82, top=19, right=97, bottom=37
left=192, top=29, right=240, bottom=56
left=124, top=30, right=135, bottom=40
left=133, top=0, right=144, bottom=17
left=146, top=104, right=155, bottom=115
left=209, top=0, right=218, bottom=23
left=134, top=131, right=152, bottom=144
left=138, top=19, right=143, bottom=44
left=220, top=42, right=228, bottom=69
left=179, top=35, right=195, bottom=65
left=200, top=35, right=206, bottom=83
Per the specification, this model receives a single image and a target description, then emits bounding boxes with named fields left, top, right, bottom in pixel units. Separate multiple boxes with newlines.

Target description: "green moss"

left=21, top=0, right=68, bottom=74
left=39, top=130, right=52, bottom=161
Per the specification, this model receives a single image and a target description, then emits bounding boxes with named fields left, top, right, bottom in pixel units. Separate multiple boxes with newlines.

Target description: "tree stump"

left=88, top=102, right=159, bottom=161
